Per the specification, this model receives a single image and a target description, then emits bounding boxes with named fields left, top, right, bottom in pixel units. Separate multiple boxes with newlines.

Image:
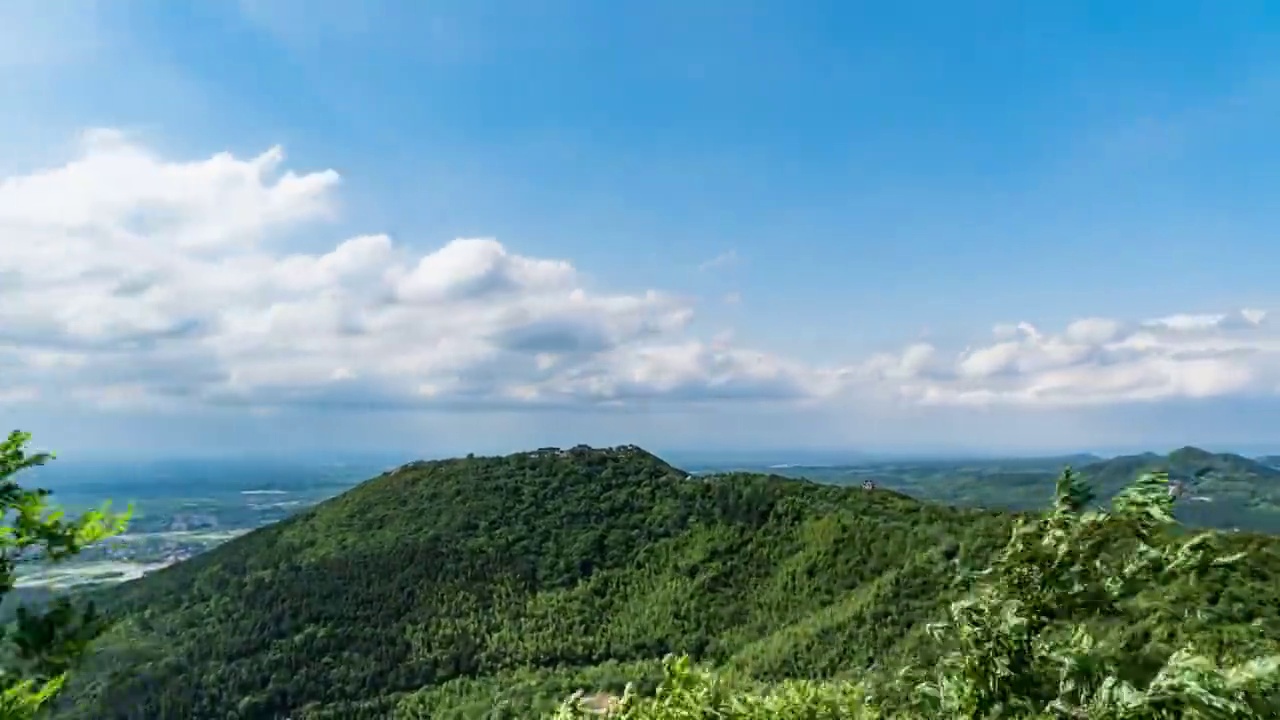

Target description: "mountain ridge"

left=54, top=445, right=1280, bottom=719
left=1079, top=445, right=1280, bottom=479
left=749, top=445, right=1280, bottom=534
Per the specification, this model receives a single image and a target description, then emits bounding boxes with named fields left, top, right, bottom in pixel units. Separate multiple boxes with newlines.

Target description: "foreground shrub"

left=0, top=431, right=129, bottom=719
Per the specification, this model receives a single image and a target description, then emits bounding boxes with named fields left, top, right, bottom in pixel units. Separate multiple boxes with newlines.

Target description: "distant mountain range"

left=753, top=446, right=1280, bottom=534
left=1083, top=445, right=1280, bottom=487
left=1071, top=447, right=1280, bottom=532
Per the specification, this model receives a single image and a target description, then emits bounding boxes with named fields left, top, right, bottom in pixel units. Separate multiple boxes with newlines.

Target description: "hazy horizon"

left=34, top=442, right=1280, bottom=470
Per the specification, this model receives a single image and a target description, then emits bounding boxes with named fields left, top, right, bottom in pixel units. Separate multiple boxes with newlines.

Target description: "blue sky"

left=4, top=0, right=1280, bottom=459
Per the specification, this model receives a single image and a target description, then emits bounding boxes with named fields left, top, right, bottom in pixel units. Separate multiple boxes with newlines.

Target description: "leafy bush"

left=0, top=431, right=128, bottom=719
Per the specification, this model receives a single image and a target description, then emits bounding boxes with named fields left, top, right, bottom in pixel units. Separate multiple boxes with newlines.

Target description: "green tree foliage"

left=551, top=468, right=1280, bottom=719
left=52, top=447, right=1280, bottom=719
left=0, top=431, right=129, bottom=719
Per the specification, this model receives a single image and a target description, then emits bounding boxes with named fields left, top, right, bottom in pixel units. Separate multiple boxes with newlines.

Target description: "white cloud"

left=3, top=129, right=1277, bottom=417
left=0, top=130, right=843, bottom=412
left=0, top=129, right=337, bottom=251
left=875, top=309, right=1275, bottom=408
left=697, top=249, right=739, bottom=272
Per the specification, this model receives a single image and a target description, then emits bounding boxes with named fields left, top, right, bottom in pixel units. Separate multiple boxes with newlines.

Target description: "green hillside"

left=765, top=447, right=1280, bottom=533
left=1076, top=447, right=1280, bottom=531
left=1082, top=446, right=1280, bottom=486
left=53, top=446, right=1280, bottom=719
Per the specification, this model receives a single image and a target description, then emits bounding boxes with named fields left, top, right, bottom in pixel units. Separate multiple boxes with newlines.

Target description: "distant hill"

left=1073, top=447, right=1280, bottom=532
left=756, top=448, right=1280, bottom=534
left=53, top=445, right=1280, bottom=719
left=1080, top=446, right=1280, bottom=487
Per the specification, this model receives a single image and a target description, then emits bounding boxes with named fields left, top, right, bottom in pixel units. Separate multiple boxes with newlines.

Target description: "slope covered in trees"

left=1076, top=447, right=1280, bottom=531
left=770, top=446, right=1280, bottom=533
left=52, top=446, right=1280, bottom=719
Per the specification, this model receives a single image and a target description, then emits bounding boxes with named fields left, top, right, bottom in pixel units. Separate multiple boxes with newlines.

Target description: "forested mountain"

left=1075, top=447, right=1280, bottom=531
left=768, top=447, right=1280, bottom=533
left=53, top=446, right=1280, bottom=719
left=1080, top=446, right=1280, bottom=487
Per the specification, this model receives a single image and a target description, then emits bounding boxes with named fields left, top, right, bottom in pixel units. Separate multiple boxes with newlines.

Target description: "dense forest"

left=35, top=444, right=1279, bottom=718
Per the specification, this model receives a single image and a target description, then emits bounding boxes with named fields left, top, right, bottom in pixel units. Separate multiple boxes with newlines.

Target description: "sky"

left=4, top=0, right=1280, bottom=459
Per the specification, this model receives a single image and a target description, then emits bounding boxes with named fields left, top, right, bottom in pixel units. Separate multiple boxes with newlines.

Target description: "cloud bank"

left=862, top=311, right=1274, bottom=408
left=0, top=130, right=1272, bottom=415
left=0, top=130, right=842, bottom=412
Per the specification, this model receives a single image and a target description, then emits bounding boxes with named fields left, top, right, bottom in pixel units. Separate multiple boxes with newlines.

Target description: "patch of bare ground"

left=576, top=691, right=621, bottom=715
